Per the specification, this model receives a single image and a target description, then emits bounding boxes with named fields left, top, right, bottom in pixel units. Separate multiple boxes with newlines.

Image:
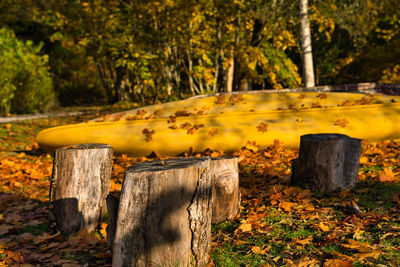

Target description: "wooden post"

left=291, top=134, right=361, bottom=192
left=112, top=157, right=212, bottom=267
left=210, top=157, right=240, bottom=224
left=49, top=144, right=113, bottom=236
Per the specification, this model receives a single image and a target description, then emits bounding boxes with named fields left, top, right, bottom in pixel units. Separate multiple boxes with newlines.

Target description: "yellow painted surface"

left=37, top=92, right=400, bottom=156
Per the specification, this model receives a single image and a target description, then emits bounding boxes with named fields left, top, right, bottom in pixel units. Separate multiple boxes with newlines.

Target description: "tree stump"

left=210, top=157, right=240, bottom=224
left=112, top=157, right=212, bottom=267
left=291, top=134, right=361, bottom=192
left=49, top=144, right=113, bottom=236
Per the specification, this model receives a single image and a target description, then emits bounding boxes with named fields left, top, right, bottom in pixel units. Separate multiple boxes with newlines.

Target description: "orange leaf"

left=319, top=222, right=330, bottom=232
left=378, top=167, right=397, bottom=182
left=208, top=127, right=218, bottom=136
left=323, top=259, right=352, bottom=267
left=334, top=118, right=349, bottom=128
left=279, top=201, right=298, bottom=212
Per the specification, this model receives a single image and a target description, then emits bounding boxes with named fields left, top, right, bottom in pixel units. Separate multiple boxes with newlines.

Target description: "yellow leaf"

left=319, top=222, right=330, bottom=232
left=5, top=123, right=11, bottom=130
left=251, top=246, right=261, bottom=253
left=279, top=201, right=298, bottom=212
left=236, top=222, right=252, bottom=233
left=295, top=236, right=312, bottom=245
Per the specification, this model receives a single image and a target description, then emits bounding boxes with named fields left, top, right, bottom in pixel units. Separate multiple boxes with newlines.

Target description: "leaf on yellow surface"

left=209, top=127, right=218, bottom=136
left=334, top=118, right=349, bottom=128
left=142, top=128, right=155, bottom=142
left=297, top=94, right=306, bottom=99
left=256, top=122, right=269, bottom=133
left=311, top=102, right=322, bottom=108
left=230, top=94, right=243, bottom=103
left=215, top=95, right=226, bottom=105
left=153, top=109, right=163, bottom=116
left=317, top=93, right=328, bottom=99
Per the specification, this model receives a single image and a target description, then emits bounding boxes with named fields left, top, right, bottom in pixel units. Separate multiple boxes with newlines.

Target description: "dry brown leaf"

left=256, top=122, right=269, bottom=133
left=323, top=259, right=352, bottom=267
left=334, top=118, right=349, bottom=128
left=317, top=93, right=328, bottom=99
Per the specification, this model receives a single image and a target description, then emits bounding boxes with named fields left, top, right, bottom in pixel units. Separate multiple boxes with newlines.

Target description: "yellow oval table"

left=37, top=92, right=400, bottom=156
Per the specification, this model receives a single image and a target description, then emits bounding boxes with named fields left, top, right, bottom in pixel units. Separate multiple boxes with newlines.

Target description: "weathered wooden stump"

left=291, top=134, right=362, bottom=192
left=112, top=157, right=212, bottom=267
left=49, top=144, right=113, bottom=236
left=210, top=157, right=240, bottom=224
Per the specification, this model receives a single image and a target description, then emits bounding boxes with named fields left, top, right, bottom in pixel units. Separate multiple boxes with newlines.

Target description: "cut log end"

left=291, top=133, right=361, bottom=192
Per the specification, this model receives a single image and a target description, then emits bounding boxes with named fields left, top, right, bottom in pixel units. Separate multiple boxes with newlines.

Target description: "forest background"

left=0, top=0, right=399, bottom=114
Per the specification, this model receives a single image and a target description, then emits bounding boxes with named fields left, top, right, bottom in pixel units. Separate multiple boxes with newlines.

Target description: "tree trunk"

left=225, top=53, right=235, bottom=93
left=112, top=157, right=212, bottom=267
left=210, top=157, right=240, bottom=224
left=49, top=144, right=113, bottom=236
left=299, top=0, right=315, bottom=88
left=291, top=134, right=361, bottom=192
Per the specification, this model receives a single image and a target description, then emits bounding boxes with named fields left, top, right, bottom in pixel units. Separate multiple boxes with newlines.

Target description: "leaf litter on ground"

left=0, top=114, right=400, bottom=266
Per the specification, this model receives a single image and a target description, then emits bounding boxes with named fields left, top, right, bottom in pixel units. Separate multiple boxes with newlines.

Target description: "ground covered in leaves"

left=0, top=113, right=400, bottom=266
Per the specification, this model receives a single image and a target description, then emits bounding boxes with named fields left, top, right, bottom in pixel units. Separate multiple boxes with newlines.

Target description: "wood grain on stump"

left=291, top=134, right=361, bottom=192
left=49, top=144, right=113, bottom=236
left=112, top=157, right=212, bottom=267
left=210, top=157, right=240, bottom=224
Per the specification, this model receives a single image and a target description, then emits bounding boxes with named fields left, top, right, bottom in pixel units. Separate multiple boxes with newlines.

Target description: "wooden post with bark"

left=49, top=144, right=113, bottom=236
left=291, top=134, right=361, bottom=192
left=112, top=157, right=212, bottom=267
left=210, top=157, right=240, bottom=224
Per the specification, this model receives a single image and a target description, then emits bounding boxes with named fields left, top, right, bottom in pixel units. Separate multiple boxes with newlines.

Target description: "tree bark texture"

left=299, top=0, right=315, bottom=88
left=291, top=134, right=361, bottom=192
left=112, top=157, right=212, bottom=267
left=49, top=144, right=113, bottom=236
left=210, top=157, right=240, bottom=224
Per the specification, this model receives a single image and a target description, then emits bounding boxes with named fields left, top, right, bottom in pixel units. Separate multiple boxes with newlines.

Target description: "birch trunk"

left=299, top=0, right=315, bottom=88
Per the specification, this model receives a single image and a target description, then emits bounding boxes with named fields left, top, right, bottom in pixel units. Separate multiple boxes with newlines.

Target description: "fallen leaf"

left=378, top=167, right=397, bottom=182
left=334, top=118, right=349, bottom=128
left=317, top=93, right=328, bottom=99
left=319, top=222, right=330, bottom=232
left=279, top=201, right=298, bottom=212
left=295, top=236, right=312, bottom=245
left=256, top=123, right=269, bottom=133
left=208, top=127, right=218, bottom=136
left=323, top=259, right=352, bottom=267
left=354, top=250, right=381, bottom=261
left=236, top=222, right=252, bottom=233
